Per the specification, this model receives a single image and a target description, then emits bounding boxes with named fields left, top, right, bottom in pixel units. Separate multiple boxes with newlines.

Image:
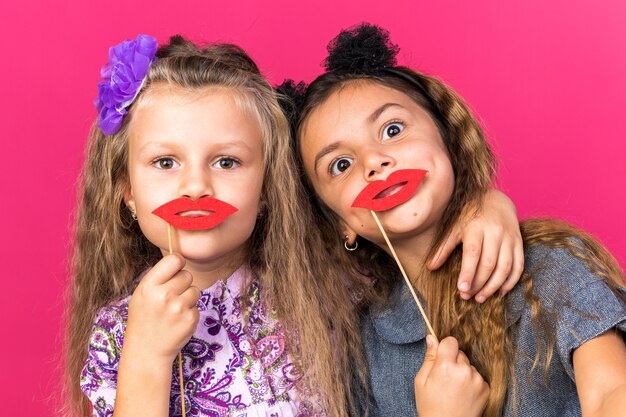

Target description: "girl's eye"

left=329, top=157, right=353, bottom=176
left=153, top=158, right=179, bottom=170
left=213, top=157, right=240, bottom=170
left=382, top=122, right=405, bottom=141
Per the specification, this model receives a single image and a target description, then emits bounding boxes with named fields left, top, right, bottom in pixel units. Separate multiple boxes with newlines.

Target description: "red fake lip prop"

left=352, top=169, right=428, bottom=211
left=152, top=197, right=238, bottom=230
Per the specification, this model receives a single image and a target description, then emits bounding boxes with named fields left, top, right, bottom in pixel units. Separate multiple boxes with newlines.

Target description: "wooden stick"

left=168, top=224, right=187, bottom=417
left=370, top=210, right=437, bottom=339
left=178, top=351, right=186, bottom=416
left=168, top=223, right=173, bottom=256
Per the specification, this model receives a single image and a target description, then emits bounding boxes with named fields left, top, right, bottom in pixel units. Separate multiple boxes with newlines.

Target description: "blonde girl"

left=65, top=35, right=364, bottom=417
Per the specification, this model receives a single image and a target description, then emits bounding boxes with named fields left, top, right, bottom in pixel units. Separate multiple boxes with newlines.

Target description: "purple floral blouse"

left=80, top=266, right=324, bottom=416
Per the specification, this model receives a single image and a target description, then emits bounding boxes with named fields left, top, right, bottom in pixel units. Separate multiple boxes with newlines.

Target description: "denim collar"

left=370, top=279, right=526, bottom=345
left=370, top=280, right=428, bottom=344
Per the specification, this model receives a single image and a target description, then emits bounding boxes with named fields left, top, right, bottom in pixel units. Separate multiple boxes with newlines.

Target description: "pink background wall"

left=1, top=0, right=624, bottom=414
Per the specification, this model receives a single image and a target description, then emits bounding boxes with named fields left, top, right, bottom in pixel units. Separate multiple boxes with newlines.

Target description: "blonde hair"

left=296, top=69, right=626, bottom=416
left=64, top=36, right=361, bottom=417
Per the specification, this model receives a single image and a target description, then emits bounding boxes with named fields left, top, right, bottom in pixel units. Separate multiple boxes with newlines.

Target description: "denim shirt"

left=360, top=244, right=626, bottom=417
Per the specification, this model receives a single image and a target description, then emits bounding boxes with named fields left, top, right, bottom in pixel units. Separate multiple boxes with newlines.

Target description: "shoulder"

left=523, top=240, right=622, bottom=303
left=506, top=240, right=626, bottom=333
left=509, top=242, right=626, bottom=376
left=80, top=296, right=130, bottom=402
left=86, top=296, right=131, bottom=365
left=92, top=297, right=130, bottom=335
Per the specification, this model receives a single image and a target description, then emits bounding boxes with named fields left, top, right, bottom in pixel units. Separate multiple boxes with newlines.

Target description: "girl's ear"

left=123, top=185, right=136, bottom=214
left=257, top=198, right=267, bottom=218
left=340, top=222, right=358, bottom=246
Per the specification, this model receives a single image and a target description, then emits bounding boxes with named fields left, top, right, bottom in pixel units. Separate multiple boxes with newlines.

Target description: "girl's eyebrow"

left=314, top=141, right=341, bottom=175
left=137, top=140, right=179, bottom=154
left=137, top=139, right=254, bottom=154
left=219, top=139, right=254, bottom=152
left=368, top=103, right=403, bottom=124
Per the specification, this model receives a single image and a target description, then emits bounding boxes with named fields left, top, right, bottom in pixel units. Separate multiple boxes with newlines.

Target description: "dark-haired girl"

left=287, top=24, right=626, bottom=417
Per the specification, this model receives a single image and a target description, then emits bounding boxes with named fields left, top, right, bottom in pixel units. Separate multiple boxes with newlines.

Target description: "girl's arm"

left=573, top=329, right=626, bottom=417
left=114, top=349, right=173, bottom=416
left=414, top=336, right=489, bottom=417
left=113, top=254, right=200, bottom=417
left=429, top=188, right=524, bottom=303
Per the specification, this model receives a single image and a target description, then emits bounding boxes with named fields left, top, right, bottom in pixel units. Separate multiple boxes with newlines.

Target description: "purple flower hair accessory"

left=94, top=34, right=158, bottom=136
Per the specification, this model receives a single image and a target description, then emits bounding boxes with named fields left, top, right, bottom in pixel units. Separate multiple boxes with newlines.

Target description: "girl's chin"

left=154, top=235, right=248, bottom=262
left=378, top=206, right=429, bottom=229
left=162, top=250, right=237, bottom=265
left=367, top=226, right=427, bottom=244
left=364, top=213, right=440, bottom=246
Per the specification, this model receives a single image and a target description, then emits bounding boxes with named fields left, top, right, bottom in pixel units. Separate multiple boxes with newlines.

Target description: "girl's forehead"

left=321, top=81, right=414, bottom=118
left=304, top=81, right=415, bottom=131
left=129, top=88, right=263, bottom=147
left=132, top=85, right=264, bottom=128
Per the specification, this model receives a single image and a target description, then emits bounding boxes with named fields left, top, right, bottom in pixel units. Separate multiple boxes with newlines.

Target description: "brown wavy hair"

left=64, top=36, right=362, bottom=417
left=294, top=69, right=626, bottom=416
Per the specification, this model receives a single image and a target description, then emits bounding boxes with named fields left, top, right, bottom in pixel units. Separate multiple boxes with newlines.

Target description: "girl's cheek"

left=336, top=186, right=355, bottom=216
left=346, top=181, right=364, bottom=213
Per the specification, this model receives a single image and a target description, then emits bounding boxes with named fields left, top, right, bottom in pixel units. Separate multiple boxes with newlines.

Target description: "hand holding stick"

left=153, top=198, right=238, bottom=416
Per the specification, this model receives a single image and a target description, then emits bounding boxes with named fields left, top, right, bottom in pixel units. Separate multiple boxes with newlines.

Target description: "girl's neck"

left=381, top=227, right=437, bottom=294
left=161, top=245, right=249, bottom=290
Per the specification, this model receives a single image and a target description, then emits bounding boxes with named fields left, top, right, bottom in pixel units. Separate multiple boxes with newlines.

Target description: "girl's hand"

left=428, top=189, right=524, bottom=302
left=415, top=336, right=489, bottom=417
left=124, top=254, right=201, bottom=364
left=114, top=254, right=200, bottom=417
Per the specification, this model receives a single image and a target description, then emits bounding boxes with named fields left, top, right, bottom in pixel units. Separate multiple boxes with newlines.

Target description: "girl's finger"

left=499, top=241, right=525, bottom=296
left=435, top=337, right=460, bottom=364
left=456, top=349, right=471, bottom=366
left=142, top=254, right=186, bottom=286
left=428, top=227, right=461, bottom=271
left=416, top=335, right=439, bottom=382
left=457, top=226, right=485, bottom=299
left=180, top=285, right=202, bottom=307
left=468, top=227, right=503, bottom=299
left=474, top=237, right=514, bottom=302
left=161, top=270, right=193, bottom=295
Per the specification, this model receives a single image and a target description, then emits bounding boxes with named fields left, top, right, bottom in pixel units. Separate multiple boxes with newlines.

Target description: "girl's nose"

left=362, top=148, right=395, bottom=180
left=179, top=165, right=214, bottom=199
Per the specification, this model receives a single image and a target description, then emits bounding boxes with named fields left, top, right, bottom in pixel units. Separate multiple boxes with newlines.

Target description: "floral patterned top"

left=80, top=265, right=323, bottom=417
